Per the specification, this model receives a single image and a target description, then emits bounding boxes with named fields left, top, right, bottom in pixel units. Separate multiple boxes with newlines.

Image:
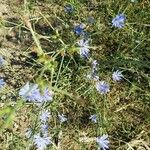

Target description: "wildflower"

left=112, top=70, right=123, bottom=81
left=19, top=82, right=53, bottom=103
left=19, top=82, right=42, bottom=102
left=29, top=89, right=43, bottom=103
left=41, top=88, right=53, bottom=102
left=89, top=114, right=97, bottom=123
left=19, top=82, right=37, bottom=99
left=74, top=24, right=84, bottom=35
left=58, top=114, right=67, bottom=123
left=0, top=56, right=5, bottom=66
left=34, top=134, right=52, bottom=150
left=41, top=124, right=49, bottom=137
left=40, top=110, right=51, bottom=123
left=112, top=14, right=126, bottom=28
left=25, top=128, right=32, bottom=139
left=96, top=81, right=110, bottom=94
left=65, top=4, right=74, bottom=13
left=0, top=79, right=5, bottom=88
left=96, top=135, right=109, bottom=150
left=77, top=39, right=90, bottom=58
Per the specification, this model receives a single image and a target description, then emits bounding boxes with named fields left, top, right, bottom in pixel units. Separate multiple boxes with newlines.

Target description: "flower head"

left=19, top=82, right=53, bottom=103
left=112, top=14, right=125, bottom=28
left=112, top=70, right=123, bottom=81
left=40, top=110, right=51, bottom=123
left=96, top=135, right=109, bottom=150
left=41, top=88, right=53, bottom=102
left=19, top=82, right=42, bottom=102
left=65, top=4, right=74, bottom=13
left=58, top=114, right=67, bottom=123
left=0, top=79, right=5, bottom=89
left=34, top=134, right=52, bottom=150
left=29, top=89, right=43, bottom=103
left=77, top=39, right=90, bottom=58
left=89, top=114, right=97, bottom=123
left=74, top=24, right=84, bottom=36
left=96, top=81, right=110, bottom=94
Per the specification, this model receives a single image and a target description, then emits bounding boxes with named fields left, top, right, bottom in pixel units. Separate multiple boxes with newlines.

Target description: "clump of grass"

left=0, top=0, right=150, bottom=149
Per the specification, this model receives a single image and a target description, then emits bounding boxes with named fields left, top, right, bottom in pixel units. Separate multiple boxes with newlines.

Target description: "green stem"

left=54, top=56, right=64, bottom=87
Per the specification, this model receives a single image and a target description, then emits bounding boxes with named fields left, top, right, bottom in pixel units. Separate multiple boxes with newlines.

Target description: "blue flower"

left=96, top=81, right=110, bottom=94
left=74, top=24, right=84, bottom=36
left=89, top=114, right=97, bottom=123
left=0, top=56, right=5, bottom=66
left=112, top=70, right=123, bottom=81
left=77, top=39, right=90, bottom=58
left=19, top=82, right=53, bottom=103
left=19, top=82, right=42, bottom=102
left=40, top=110, right=51, bottom=123
left=65, top=4, right=74, bottom=13
left=96, top=135, right=109, bottom=150
left=41, top=88, right=53, bottom=102
left=112, top=14, right=125, bottom=28
left=29, top=89, right=43, bottom=103
left=34, top=134, right=52, bottom=150
left=58, top=114, right=67, bottom=123
left=0, top=79, right=5, bottom=89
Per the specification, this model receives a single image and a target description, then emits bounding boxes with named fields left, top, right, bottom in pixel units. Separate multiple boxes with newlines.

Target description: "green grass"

left=0, top=0, right=150, bottom=149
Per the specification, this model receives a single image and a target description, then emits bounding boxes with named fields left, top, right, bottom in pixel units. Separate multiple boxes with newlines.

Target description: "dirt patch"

left=0, top=0, right=35, bottom=101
